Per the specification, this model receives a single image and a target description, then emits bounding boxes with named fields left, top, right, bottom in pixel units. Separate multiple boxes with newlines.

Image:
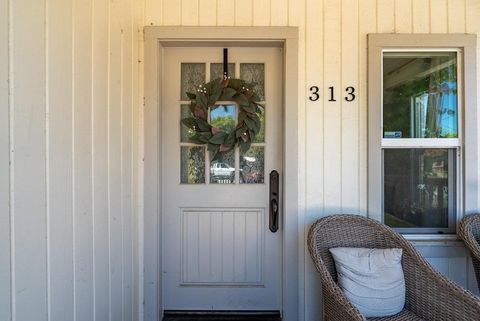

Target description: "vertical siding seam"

left=447, top=0, right=450, bottom=33
left=251, top=0, right=253, bottom=26
left=428, top=0, right=432, bottom=33
left=269, top=0, right=272, bottom=26
left=287, top=0, right=290, bottom=26
left=410, top=0, right=414, bottom=33
left=233, top=0, right=236, bottom=26
left=322, top=0, right=326, bottom=215
left=45, top=0, right=51, bottom=319
left=463, top=0, right=467, bottom=33
left=393, top=0, right=397, bottom=33
left=91, top=0, right=96, bottom=320
left=120, top=25, right=125, bottom=321
left=71, top=0, right=77, bottom=319
left=375, top=0, right=378, bottom=34
left=303, top=0, right=308, bottom=315
left=107, top=0, right=112, bottom=319
left=130, top=2, right=136, bottom=317
left=357, top=1, right=360, bottom=211
left=8, top=0, right=15, bottom=318
left=340, top=0, right=343, bottom=211
left=196, top=0, right=199, bottom=27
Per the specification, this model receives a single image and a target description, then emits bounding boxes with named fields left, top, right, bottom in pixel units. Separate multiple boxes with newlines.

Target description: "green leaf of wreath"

left=209, top=132, right=227, bottom=144
left=181, top=117, right=197, bottom=129
left=227, top=79, right=242, bottom=90
left=235, top=93, right=249, bottom=106
left=197, top=93, right=208, bottom=108
left=186, top=92, right=196, bottom=100
left=220, top=88, right=236, bottom=100
left=196, top=118, right=211, bottom=132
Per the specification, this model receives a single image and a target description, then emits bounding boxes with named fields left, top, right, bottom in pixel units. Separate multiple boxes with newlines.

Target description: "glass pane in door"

left=240, top=63, right=265, bottom=101
left=181, top=63, right=206, bottom=100
left=240, top=146, right=265, bottom=184
left=210, top=63, right=235, bottom=80
left=180, top=146, right=206, bottom=184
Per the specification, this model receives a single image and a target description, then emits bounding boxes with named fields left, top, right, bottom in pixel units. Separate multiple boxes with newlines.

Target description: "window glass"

left=383, top=148, right=455, bottom=230
left=210, top=149, right=235, bottom=184
left=180, top=146, right=205, bottom=184
left=383, top=52, right=457, bottom=139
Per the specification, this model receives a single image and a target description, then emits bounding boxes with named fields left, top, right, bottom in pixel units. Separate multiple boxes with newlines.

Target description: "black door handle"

left=269, top=170, right=279, bottom=232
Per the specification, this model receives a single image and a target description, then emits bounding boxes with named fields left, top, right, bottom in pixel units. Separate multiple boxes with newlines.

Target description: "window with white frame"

left=368, top=34, right=478, bottom=235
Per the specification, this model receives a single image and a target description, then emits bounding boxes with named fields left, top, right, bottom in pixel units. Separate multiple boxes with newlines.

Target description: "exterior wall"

left=142, top=1, right=480, bottom=321
left=0, top=0, right=142, bottom=321
left=2, top=1, right=480, bottom=321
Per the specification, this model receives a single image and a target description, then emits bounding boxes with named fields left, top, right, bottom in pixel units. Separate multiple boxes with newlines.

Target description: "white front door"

left=162, top=46, right=283, bottom=311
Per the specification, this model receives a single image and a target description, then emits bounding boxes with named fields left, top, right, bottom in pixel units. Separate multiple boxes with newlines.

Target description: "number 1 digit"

left=328, top=87, right=336, bottom=102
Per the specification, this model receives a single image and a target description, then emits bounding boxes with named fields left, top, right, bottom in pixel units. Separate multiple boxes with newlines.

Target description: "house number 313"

left=308, top=86, right=356, bottom=102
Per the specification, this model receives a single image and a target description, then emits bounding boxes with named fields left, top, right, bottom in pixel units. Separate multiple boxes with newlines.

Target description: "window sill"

left=402, top=233, right=459, bottom=243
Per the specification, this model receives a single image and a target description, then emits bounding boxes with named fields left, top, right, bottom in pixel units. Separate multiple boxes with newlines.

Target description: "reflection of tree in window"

left=180, top=146, right=205, bottom=184
left=188, top=148, right=205, bottom=183
left=240, top=146, right=264, bottom=184
left=253, top=106, right=265, bottom=143
left=210, top=105, right=236, bottom=133
left=383, top=54, right=457, bottom=138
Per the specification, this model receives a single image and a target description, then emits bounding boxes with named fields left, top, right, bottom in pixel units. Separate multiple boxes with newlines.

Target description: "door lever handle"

left=269, top=170, right=279, bottom=232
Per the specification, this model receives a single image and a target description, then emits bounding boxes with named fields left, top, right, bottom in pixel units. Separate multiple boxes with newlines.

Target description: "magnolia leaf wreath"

left=181, top=77, right=263, bottom=161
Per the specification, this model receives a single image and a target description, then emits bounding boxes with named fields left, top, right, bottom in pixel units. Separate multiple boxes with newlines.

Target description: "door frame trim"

left=143, top=26, right=299, bottom=321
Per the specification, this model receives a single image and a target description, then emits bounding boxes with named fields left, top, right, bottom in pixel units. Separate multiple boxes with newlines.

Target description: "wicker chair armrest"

left=403, top=254, right=480, bottom=321
left=459, top=215, right=480, bottom=260
left=308, top=239, right=365, bottom=321
left=320, top=278, right=366, bottom=321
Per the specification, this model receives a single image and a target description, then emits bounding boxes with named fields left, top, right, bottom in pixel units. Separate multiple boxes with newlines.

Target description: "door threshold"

left=163, top=310, right=281, bottom=321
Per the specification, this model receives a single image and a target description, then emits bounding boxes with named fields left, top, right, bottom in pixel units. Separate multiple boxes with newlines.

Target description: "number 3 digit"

left=345, top=86, right=356, bottom=102
left=309, top=86, right=320, bottom=101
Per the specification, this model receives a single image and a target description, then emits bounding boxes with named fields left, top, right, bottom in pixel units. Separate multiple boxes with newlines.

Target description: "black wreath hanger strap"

left=181, top=77, right=263, bottom=161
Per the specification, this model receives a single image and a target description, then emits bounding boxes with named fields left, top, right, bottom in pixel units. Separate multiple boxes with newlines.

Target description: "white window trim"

left=367, top=34, right=478, bottom=238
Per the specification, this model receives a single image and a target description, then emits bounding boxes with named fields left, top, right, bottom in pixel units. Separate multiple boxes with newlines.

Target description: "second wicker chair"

left=459, top=214, right=480, bottom=293
left=308, top=214, right=480, bottom=321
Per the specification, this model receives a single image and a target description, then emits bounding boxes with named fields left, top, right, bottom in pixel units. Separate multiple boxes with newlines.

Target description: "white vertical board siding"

left=122, top=0, right=134, bottom=318
left=47, top=0, right=74, bottom=320
left=2, top=0, right=140, bottom=320
left=358, top=0, right=377, bottom=216
left=146, top=0, right=480, bottom=320
left=217, top=0, right=235, bottom=26
left=92, top=0, right=110, bottom=320
left=12, top=0, right=47, bottom=320
left=341, top=0, right=359, bottom=214
left=323, top=0, right=342, bottom=215
left=431, top=0, right=448, bottom=33
left=0, top=0, right=10, bottom=320
left=182, top=0, right=199, bottom=26
left=235, top=0, right=253, bottom=26
left=199, top=0, right=217, bottom=26
left=413, top=0, right=430, bottom=33
left=304, top=0, right=323, bottom=318
left=73, top=0, right=95, bottom=319
left=109, top=1, right=125, bottom=320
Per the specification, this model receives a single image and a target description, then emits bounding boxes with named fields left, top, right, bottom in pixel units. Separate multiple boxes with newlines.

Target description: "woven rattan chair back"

left=308, top=214, right=480, bottom=321
left=308, top=214, right=417, bottom=283
left=459, top=214, right=480, bottom=292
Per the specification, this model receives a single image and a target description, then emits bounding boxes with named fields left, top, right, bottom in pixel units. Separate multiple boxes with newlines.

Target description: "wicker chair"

left=307, top=214, right=480, bottom=321
left=459, top=214, right=480, bottom=292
